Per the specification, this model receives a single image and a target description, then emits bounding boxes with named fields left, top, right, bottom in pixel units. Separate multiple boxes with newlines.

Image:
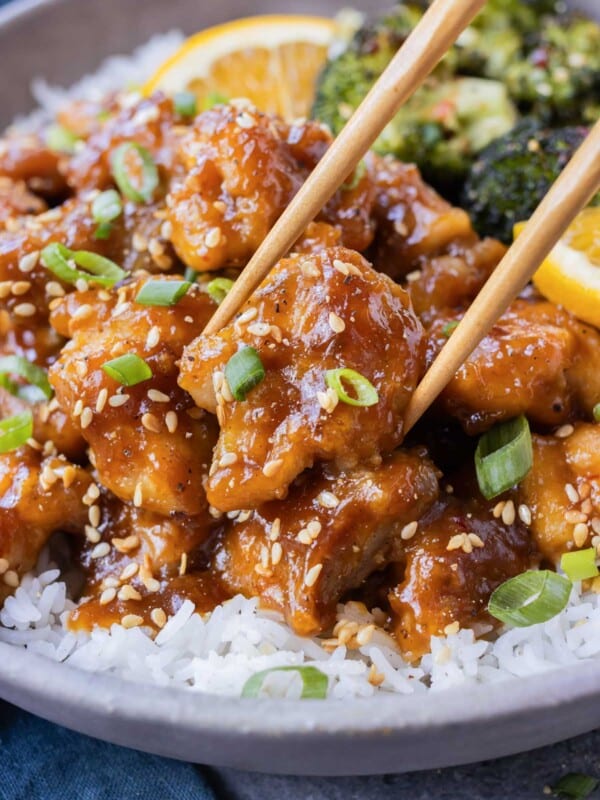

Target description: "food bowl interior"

left=1, top=0, right=600, bottom=778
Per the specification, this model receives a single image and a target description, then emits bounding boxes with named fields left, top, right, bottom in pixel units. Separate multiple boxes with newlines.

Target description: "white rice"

left=4, top=31, right=600, bottom=700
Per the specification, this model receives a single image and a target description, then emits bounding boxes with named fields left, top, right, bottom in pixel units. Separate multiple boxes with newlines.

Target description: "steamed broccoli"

left=461, top=122, right=598, bottom=244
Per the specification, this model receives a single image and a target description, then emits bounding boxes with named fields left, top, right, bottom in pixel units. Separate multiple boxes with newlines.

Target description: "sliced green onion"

left=593, top=403, right=600, bottom=423
left=224, top=347, right=265, bottom=401
left=110, top=142, right=158, bottom=204
left=475, top=415, right=533, bottom=500
left=552, top=773, right=599, bottom=799
left=0, top=374, right=18, bottom=395
left=102, top=353, right=152, bottom=386
left=135, top=279, right=190, bottom=307
left=325, top=368, right=378, bottom=407
left=92, top=189, right=123, bottom=239
left=202, top=91, right=230, bottom=111
left=442, top=320, right=459, bottom=337
left=183, top=266, right=198, bottom=282
left=0, top=411, right=33, bottom=454
left=41, top=242, right=126, bottom=288
left=206, top=277, right=234, bottom=305
left=342, top=159, right=367, bottom=191
left=561, top=548, right=599, bottom=582
left=174, top=91, right=198, bottom=117
left=46, top=124, right=79, bottom=154
left=488, top=570, right=571, bottom=627
left=0, top=356, right=52, bottom=400
left=241, top=666, right=328, bottom=699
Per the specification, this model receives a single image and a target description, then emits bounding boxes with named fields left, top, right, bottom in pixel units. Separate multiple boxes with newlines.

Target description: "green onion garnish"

left=174, top=91, right=198, bottom=117
left=241, top=666, right=328, bottom=699
left=552, top=773, right=599, bottom=799
left=41, top=242, right=126, bottom=288
left=325, top=368, right=378, bottom=407
left=224, top=347, right=265, bottom=401
left=135, top=279, right=190, bottom=307
left=183, top=266, right=198, bottom=282
left=0, top=374, right=18, bottom=395
left=342, top=159, right=367, bottom=191
left=102, top=354, right=152, bottom=386
left=202, top=91, right=230, bottom=111
left=0, top=355, right=52, bottom=400
left=206, top=277, right=234, bottom=305
left=92, top=189, right=123, bottom=239
left=46, top=124, right=79, bottom=154
left=561, top=548, right=599, bottom=582
left=110, top=142, right=158, bottom=204
left=475, top=415, right=533, bottom=500
left=593, top=403, right=600, bottom=423
left=0, top=411, right=33, bottom=454
left=442, top=320, right=459, bottom=337
left=488, top=570, right=571, bottom=627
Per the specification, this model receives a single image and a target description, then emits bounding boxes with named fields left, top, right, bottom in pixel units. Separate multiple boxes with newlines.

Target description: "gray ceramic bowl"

left=1, top=0, right=599, bottom=777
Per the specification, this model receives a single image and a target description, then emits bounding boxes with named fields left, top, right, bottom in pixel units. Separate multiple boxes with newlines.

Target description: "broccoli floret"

left=461, top=122, right=598, bottom=244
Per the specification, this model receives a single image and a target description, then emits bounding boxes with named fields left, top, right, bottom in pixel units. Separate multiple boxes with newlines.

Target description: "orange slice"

left=143, top=15, right=336, bottom=119
left=517, top=207, right=600, bottom=328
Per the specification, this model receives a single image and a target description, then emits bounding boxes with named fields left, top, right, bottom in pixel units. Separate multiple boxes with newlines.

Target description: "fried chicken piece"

left=0, top=446, right=92, bottom=601
left=0, top=131, right=67, bottom=199
left=0, top=177, right=46, bottom=229
left=69, top=493, right=222, bottom=631
left=216, top=450, right=439, bottom=636
left=49, top=275, right=218, bottom=516
left=426, top=299, right=600, bottom=434
left=167, top=103, right=375, bottom=272
left=179, top=246, right=424, bottom=511
left=389, top=491, right=537, bottom=660
left=519, top=423, right=600, bottom=564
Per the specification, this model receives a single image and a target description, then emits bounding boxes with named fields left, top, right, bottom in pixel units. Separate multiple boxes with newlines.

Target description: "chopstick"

left=403, top=118, right=600, bottom=433
left=203, top=0, right=487, bottom=335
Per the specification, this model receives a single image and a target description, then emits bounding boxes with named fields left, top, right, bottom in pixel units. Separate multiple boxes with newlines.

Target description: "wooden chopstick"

left=403, top=118, right=600, bottom=433
left=203, top=0, right=487, bottom=335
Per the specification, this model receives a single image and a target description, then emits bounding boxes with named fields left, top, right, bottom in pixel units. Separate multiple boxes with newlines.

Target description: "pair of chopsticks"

left=204, top=0, right=600, bottom=431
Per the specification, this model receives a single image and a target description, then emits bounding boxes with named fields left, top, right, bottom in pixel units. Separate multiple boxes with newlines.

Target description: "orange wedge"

left=144, top=15, right=336, bottom=120
left=516, top=207, right=600, bottom=328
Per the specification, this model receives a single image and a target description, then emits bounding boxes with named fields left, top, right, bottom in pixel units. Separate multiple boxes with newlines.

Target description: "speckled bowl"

left=1, top=0, right=599, bottom=777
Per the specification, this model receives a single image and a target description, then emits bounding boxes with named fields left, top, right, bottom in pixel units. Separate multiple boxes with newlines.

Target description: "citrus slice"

left=517, top=207, right=600, bottom=328
left=144, top=15, right=336, bottom=120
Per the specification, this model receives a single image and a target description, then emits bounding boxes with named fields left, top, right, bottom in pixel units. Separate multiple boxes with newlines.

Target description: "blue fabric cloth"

left=0, top=702, right=214, bottom=800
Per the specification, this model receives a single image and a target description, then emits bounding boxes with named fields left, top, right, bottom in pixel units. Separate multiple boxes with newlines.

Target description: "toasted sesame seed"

left=501, top=500, right=516, bottom=526
left=400, top=521, right=418, bottom=541
left=147, top=389, right=170, bottom=403
left=13, top=302, right=36, bottom=317
left=11, top=280, right=31, bottom=296
left=269, top=518, right=281, bottom=541
left=236, top=307, right=258, bottom=325
left=317, top=491, right=339, bottom=509
left=91, top=542, right=110, bottom=559
left=447, top=534, right=466, bottom=552
left=556, top=424, right=574, bottom=439
left=18, top=251, right=39, bottom=273
left=213, top=200, right=227, bottom=213
left=3, top=570, right=19, bottom=588
left=160, top=220, right=173, bottom=240
left=271, top=542, right=283, bottom=566
left=109, top=393, right=130, bottom=408
left=120, top=563, right=139, bottom=581
left=263, top=458, right=283, bottom=478
left=565, top=483, right=580, bottom=504
left=247, top=322, right=271, bottom=337
left=317, top=387, right=339, bottom=414
left=96, top=387, right=108, bottom=413
left=118, top=584, right=142, bottom=602
left=236, top=112, right=255, bottom=129
left=0, top=558, right=9, bottom=575
left=220, top=451, right=238, bottom=467
left=204, top=227, right=222, bottom=249
left=565, top=509, right=587, bottom=524
left=518, top=504, right=532, bottom=526
left=151, top=608, right=167, bottom=628
left=132, top=232, right=148, bottom=252
left=304, top=563, right=323, bottom=587
left=332, top=259, right=350, bottom=276
left=85, top=525, right=101, bottom=544
left=46, top=281, right=65, bottom=298
left=582, top=499, right=593, bottom=515
left=141, top=412, right=161, bottom=433
left=444, top=621, right=460, bottom=636
left=80, top=407, right=93, bottom=429
left=75, top=360, right=89, bottom=378
left=144, top=577, right=161, bottom=593
left=579, top=482, right=592, bottom=500
left=179, top=552, right=188, bottom=576
left=133, top=483, right=143, bottom=508
left=468, top=533, right=484, bottom=548
left=297, top=529, right=313, bottom=545
left=574, top=522, right=589, bottom=548
left=220, top=378, right=234, bottom=403
left=356, top=624, right=376, bottom=647
left=492, top=501, right=505, bottom=519
left=328, top=311, right=345, bottom=333
left=300, top=259, right=319, bottom=278
left=113, top=534, right=140, bottom=554
left=146, top=326, right=160, bottom=350
left=99, top=587, right=117, bottom=605
left=368, top=666, right=385, bottom=687
left=73, top=399, right=84, bottom=418
left=0, top=282, right=12, bottom=299
left=591, top=517, right=600, bottom=535
left=165, top=411, right=178, bottom=433
left=121, top=614, right=144, bottom=629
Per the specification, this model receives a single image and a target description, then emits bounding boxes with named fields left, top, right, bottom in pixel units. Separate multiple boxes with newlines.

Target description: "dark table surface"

left=0, top=0, right=598, bottom=796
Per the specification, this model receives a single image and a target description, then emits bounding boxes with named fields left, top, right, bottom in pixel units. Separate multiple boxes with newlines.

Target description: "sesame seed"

left=85, top=525, right=101, bottom=544
left=73, top=399, right=84, bottom=417
left=565, top=509, right=587, bottom=524
left=72, top=303, right=93, bottom=321
left=120, top=563, right=139, bottom=581
left=96, top=388, right=108, bottom=413
left=236, top=112, right=255, bottom=129
left=112, top=534, right=140, bottom=554
left=144, top=577, right=161, bottom=593
left=75, top=278, right=88, bottom=293
left=574, top=522, right=589, bottom=548
left=400, top=521, right=418, bottom=540
left=165, top=411, right=178, bottom=433
left=317, top=387, right=339, bottom=414
left=447, top=534, right=466, bottom=552
left=62, top=465, right=77, bottom=489
left=91, top=542, right=110, bottom=559
left=271, top=542, right=283, bottom=566
left=444, top=621, right=460, bottom=636
left=501, top=500, right=516, bottom=526
left=46, top=281, right=65, bottom=298
left=3, top=570, right=19, bottom=588
left=297, top=529, right=313, bottom=545
left=132, top=232, right=148, bottom=252
left=0, top=558, right=9, bottom=575
left=565, top=483, right=580, bottom=504
left=269, top=518, right=281, bottom=541
left=141, top=412, right=161, bottom=433
left=263, top=458, right=283, bottom=478
left=11, top=280, right=31, bottom=296
left=151, top=608, right=167, bottom=628
left=468, top=533, right=484, bottom=548
left=356, top=624, right=375, bottom=646
left=80, top=407, right=93, bottom=429
left=236, top=307, right=258, bottom=325
left=160, top=220, right=173, bottom=240
left=304, top=564, right=323, bottom=587
left=556, top=424, right=574, bottom=439
left=247, top=322, right=271, bottom=337
left=332, top=259, right=350, bottom=276
left=147, top=389, right=170, bottom=403
left=85, top=483, right=101, bottom=502
left=13, top=302, right=36, bottom=317
left=213, top=200, right=227, bottom=213
left=133, top=483, right=143, bottom=508
left=146, top=326, right=160, bottom=350
left=220, top=379, right=234, bottom=403
left=300, top=259, right=319, bottom=278
left=121, top=614, right=144, bottom=629
left=578, top=482, right=592, bottom=500
left=518, top=504, right=532, bottom=526
left=18, top=251, right=39, bottom=273
left=118, top=584, right=142, bottom=602
left=179, top=553, right=188, bottom=576
left=0, top=282, right=11, bottom=299
left=88, top=504, right=101, bottom=528
left=591, top=518, right=600, bottom=535
left=99, top=587, right=116, bottom=605
left=328, top=311, right=345, bottom=333
left=220, top=451, right=238, bottom=467
left=317, top=491, right=339, bottom=509
left=204, top=227, right=222, bottom=249
left=108, top=393, right=129, bottom=408
left=75, top=360, right=88, bottom=378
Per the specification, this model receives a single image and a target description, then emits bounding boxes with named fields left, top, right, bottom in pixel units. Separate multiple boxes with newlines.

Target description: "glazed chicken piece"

left=69, top=493, right=223, bottom=632
left=0, top=177, right=46, bottom=229
left=0, top=445, right=92, bottom=601
left=0, top=130, right=67, bottom=199
left=520, top=423, right=600, bottom=564
left=216, top=449, right=439, bottom=636
left=179, top=246, right=425, bottom=511
left=167, top=103, right=375, bottom=272
left=426, top=299, right=600, bottom=434
left=49, top=275, right=218, bottom=516
left=389, top=490, right=537, bottom=660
